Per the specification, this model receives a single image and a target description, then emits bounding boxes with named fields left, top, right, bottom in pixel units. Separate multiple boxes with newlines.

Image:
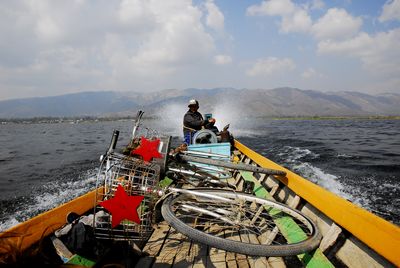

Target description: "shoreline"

left=1, top=115, right=399, bottom=124
left=266, top=115, right=400, bottom=120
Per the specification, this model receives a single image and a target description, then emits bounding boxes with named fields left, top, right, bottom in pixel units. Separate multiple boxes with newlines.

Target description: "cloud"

left=245, top=1, right=399, bottom=91
left=0, top=0, right=221, bottom=99
left=302, top=67, right=319, bottom=79
left=246, top=0, right=295, bottom=16
left=214, top=55, right=232, bottom=65
left=35, top=16, right=62, bottom=43
left=281, top=9, right=312, bottom=33
left=118, top=0, right=154, bottom=25
left=311, top=8, right=362, bottom=40
left=379, top=0, right=400, bottom=22
left=247, top=0, right=311, bottom=33
left=205, top=0, right=225, bottom=32
left=318, top=28, right=400, bottom=76
left=109, top=0, right=216, bottom=72
left=246, top=57, right=295, bottom=76
left=247, top=2, right=362, bottom=40
left=310, top=0, right=325, bottom=10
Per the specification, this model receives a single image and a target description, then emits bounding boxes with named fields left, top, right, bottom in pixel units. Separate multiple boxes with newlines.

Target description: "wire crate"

left=93, top=152, right=161, bottom=242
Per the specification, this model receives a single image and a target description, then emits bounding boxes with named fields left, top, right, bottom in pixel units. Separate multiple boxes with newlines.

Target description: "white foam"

left=0, top=217, right=20, bottom=232
left=382, top=182, right=400, bottom=191
left=152, top=102, right=187, bottom=137
left=337, top=153, right=353, bottom=158
left=280, top=146, right=319, bottom=162
left=293, top=162, right=351, bottom=199
left=34, top=172, right=97, bottom=211
left=151, top=101, right=260, bottom=139
left=231, top=129, right=260, bottom=138
left=281, top=146, right=353, bottom=201
left=211, top=101, right=242, bottom=131
left=0, top=169, right=98, bottom=232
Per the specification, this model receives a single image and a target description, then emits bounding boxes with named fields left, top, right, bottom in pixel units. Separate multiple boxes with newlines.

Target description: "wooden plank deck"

left=135, top=165, right=328, bottom=267
left=135, top=221, right=230, bottom=268
left=135, top=172, right=321, bottom=267
left=135, top=208, right=291, bottom=267
left=134, top=144, right=394, bottom=268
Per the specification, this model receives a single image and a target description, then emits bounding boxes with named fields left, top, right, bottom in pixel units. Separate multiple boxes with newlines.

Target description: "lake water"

left=1, top=118, right=399, bottom=231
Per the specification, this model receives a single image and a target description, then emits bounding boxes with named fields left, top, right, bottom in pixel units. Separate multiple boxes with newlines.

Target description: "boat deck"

left=135, top=221, right=287, bottom=268
left=134, top=160, right=306, bottom=268
left=1, top=141, right=397, bottom=267
left=132, top=144, right=397, bottom=268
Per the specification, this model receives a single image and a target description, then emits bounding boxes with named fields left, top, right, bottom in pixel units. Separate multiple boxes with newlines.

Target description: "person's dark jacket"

left=183, top=110, right=207, bottom=132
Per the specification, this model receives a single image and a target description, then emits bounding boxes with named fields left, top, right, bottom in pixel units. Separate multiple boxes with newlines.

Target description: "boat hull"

left=0, top=187, right=103, bottom=254
left=1, top=140, right=399, bottom=267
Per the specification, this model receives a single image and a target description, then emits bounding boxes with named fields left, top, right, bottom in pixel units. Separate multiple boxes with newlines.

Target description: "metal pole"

left=180, top=154, right=286, bottom=176
left=107, top=130, right=119, bottom=154
left=131, top=110, right=144, bottom=140
left=181, top=150, right=230, bottom=159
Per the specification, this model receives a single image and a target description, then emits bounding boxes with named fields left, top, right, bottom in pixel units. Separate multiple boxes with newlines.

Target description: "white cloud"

left=0, top=0, right=221, bottom=99
left=246, top=57, right=295, bottom=76
left=245, top=2, right=398, bottom=85
left=247, top=0, right=311, bottom=33
left=214, top=54, right=232, bottom=65
left=205, top=0, right=225, bottom=32
left=312, top=8, right=362, bottom=40
left=117, top=0, right=157, bottom=34
left=302, top=67, right=318, bottom=79
left=35, top=16, right=62, bottom=43
left=246, top=0, right=295, bottom=17
left=379, top=0, right=400, bottom=22
left=247, top=2, right=361, bottom=40
left=118, top=0, right=151, bottom=24
left=318, top=28, right=400, bottom=76
left=310, top=0, right=325, bottom=10
left=128, top=4, right=214, bottom=67
left=281, top=9, right=312, bottom=33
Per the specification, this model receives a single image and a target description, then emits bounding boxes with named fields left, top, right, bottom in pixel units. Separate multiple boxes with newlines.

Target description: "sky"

left=0, top=0, right=399, bottom=100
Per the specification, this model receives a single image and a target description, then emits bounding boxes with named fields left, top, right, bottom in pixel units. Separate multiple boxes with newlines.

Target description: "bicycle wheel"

left=161, top=189, right=321, bottom=256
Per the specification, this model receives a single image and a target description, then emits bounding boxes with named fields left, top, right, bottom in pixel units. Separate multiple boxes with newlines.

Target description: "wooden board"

left=235, top=140, right=400, bottom=266
left=239, top=170, right=334, bottom=268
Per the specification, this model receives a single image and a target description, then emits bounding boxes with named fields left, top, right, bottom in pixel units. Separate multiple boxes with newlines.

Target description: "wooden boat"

left=1, top=140, right=399, bottom=267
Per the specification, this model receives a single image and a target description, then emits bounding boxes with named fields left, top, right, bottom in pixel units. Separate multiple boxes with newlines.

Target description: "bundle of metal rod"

left=179, top=154, right=287, bottom=176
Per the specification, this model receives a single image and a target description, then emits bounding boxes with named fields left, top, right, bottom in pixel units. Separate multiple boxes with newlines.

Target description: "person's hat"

left=188, top=99, right=199, bottom=107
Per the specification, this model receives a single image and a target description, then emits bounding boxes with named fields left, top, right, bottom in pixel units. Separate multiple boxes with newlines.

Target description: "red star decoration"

left=131, top=136, right=162, bottom=162
left=100, top=184, right=144, bottom=228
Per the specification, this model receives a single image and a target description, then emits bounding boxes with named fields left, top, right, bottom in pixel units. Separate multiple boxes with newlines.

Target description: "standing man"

left=183, top=99, right=216, bottom=144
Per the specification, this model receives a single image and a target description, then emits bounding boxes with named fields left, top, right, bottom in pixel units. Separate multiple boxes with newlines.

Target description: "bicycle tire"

left=161, top=189, right=321, bottom=256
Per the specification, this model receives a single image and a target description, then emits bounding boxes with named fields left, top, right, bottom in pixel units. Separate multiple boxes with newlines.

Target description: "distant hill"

left=0, top=91, right=138, bottom=118
left=0, top=88, right=399, bottom=118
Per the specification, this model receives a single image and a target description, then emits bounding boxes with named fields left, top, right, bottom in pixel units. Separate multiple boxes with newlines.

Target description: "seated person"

left=183, top=99, right=216, bottom=144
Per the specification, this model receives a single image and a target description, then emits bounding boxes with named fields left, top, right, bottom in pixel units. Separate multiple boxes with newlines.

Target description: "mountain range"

left=0, top=87, right=399, bottom=118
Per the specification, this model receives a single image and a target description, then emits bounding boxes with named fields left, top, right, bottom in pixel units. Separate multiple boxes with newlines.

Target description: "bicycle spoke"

left=169, top=192, right=315, bottom=247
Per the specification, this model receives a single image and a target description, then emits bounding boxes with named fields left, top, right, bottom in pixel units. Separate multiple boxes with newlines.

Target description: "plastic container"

left=188, top=142, right=231, bottom=178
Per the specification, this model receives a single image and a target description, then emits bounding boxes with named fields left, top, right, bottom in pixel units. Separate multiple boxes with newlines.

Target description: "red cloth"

left=131, top=136, right=162, bottom=162
left=100, top=185, right=144, bottom=228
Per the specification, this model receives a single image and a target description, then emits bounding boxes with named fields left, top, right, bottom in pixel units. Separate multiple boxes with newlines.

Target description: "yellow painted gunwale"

left=235, top=140, right=400, bottom=266
left=2, top=140, right=399, bottom=266
left=0, top=187, right=103, bottom=254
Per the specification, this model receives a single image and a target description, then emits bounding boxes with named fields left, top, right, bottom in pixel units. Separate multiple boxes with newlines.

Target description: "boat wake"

left=0, top=169, right=97, bottom=232
left=278, top=146, right=354, bottom=201
left=292, top=162, right=351, bottom=199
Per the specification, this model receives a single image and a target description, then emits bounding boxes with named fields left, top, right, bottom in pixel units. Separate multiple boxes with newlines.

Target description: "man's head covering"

left=188, top=99, right=199, bottom=107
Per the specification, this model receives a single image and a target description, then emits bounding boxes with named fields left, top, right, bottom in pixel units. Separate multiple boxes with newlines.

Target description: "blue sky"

left=0, top=0, right=399, bottom=100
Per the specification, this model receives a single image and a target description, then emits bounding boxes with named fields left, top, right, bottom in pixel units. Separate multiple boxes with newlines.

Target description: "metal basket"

left=93, top=152, right=161, bottom=242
